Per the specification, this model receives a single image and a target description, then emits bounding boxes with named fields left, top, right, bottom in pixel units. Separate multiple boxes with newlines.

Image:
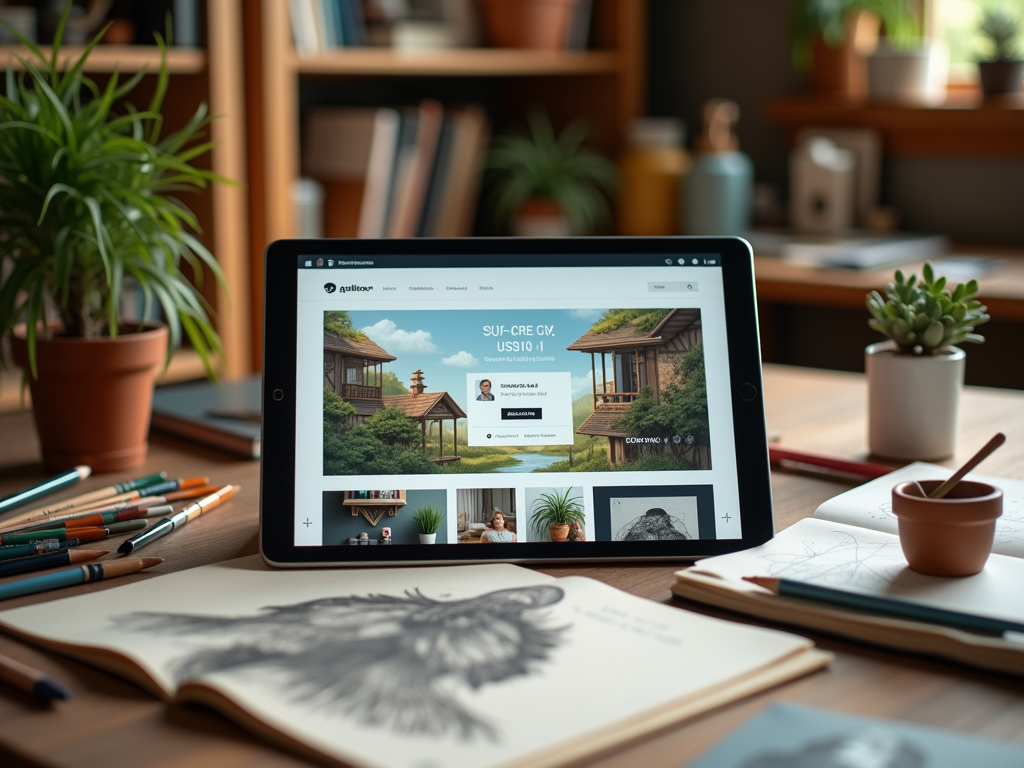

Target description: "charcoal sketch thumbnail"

left=117, top=585, right=567, bottom=742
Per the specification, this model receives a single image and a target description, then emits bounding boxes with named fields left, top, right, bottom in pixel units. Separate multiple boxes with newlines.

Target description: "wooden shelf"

left=290, top=48, right=622, bottom=77
left=766, top=94, right=1024, bottom=156
left=0, top=45, right=206, bottom=74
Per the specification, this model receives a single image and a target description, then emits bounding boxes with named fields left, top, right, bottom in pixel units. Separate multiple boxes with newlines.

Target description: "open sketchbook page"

left=812, top=462, right=1024, bottom=558
left=687, top=518, right=1024, bottom=626
left=0, top=557, right=826, bottom=768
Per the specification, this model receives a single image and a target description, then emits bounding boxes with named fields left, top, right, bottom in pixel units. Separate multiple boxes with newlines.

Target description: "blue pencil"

left=0, top=557, right=162, bottom=601
left=0, top=466, right=91, bottom=517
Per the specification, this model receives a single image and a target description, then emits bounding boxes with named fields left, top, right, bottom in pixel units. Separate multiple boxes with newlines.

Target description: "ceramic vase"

left=865, top=341, right=964, bottom=461
left=867, top=40, right=948, bottom=106
left=419, top=533, right=437, bottom=544
left=892, top=480, right=1002, bottom=577
left=11, top=322, right=168, bottom=473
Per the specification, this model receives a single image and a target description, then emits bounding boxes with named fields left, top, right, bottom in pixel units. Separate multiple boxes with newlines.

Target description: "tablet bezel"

left=260, top=237, right=773, bottom=566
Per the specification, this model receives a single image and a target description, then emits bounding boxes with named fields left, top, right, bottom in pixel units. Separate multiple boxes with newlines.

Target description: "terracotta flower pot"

left=892, top=480, right=1002, bottom=577
left=11, top=323, right=169, bottom=473
left=513, top=198, right=571, bottom=236
left=549, top=523, right=570, bottom=542
left=477, top=0, right=578, bottom=50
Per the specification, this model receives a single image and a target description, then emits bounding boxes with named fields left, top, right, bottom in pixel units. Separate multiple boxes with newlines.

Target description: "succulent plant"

left=978, top=8, right=1022, bottom=62
left=866, top=263, right=990, bottom=355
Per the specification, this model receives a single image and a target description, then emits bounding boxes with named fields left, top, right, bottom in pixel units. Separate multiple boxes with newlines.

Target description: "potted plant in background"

left=865, top=263, right=989, bottom=461
left=485, top=109, right=617, bottom=237
left=0, top=5, right=224, bottom=472
left=411, top=504, right=444, bottom=544
left=977, top=8, right=1024, bottom=98
left=789, top=0, right=915, bottom=99
left=529, top=487, right=585, bottom=543
left=476, top=0, right=579, bottom=50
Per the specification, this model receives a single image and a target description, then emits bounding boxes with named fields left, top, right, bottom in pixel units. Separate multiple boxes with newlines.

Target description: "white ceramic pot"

left=867, top=40, right=948, bottom=106
left=865, top=341, right=964, bottom=461
left=418, top=533, right=437, bottom=544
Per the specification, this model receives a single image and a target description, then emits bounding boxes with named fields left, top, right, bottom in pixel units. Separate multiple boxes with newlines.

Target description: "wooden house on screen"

left=324, top=332, right=465, bottom=462
left=566, top=309, right=704, bottom=466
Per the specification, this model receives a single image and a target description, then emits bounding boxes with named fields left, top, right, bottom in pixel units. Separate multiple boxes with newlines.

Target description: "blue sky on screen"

left=343, top=309, right=608, bottom=407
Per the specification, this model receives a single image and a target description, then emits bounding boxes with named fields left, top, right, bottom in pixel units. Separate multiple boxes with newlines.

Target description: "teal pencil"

left=0, top=466, right=91, bottom=516
left=744, top=576, right=1024, bottom=636
left=0, top=540, right=76, bottom=562
left=0, top=557, right=163, bottom=601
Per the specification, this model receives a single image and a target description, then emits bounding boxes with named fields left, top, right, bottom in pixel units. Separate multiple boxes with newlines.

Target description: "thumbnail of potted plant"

left=865, top=263, right=989, bottom=461
left=529, top=487, right=585, bottom=543
left=789, top=0, right=915, bottom=98
left=411, top=504, right=444, bottom=544
left=0, top=6, right=224, bottom=472
left=485, top=110, right=617, bottom=237
left=976, top=8, right=1024, bottom=98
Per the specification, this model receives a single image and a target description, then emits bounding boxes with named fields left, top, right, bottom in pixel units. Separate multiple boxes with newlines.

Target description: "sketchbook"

left=687, top=702, right=1024, bottom=767
left=0, top=558, right=829, bottom=768
left=672, top=518, right=1024, bottom=676
left=150, top=377, right=261, bottom=459
left=812, top=461, right=1024, bottom=559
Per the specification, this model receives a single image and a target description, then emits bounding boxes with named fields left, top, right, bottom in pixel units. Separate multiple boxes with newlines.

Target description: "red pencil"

left=768, top=446, right=893, bottom=482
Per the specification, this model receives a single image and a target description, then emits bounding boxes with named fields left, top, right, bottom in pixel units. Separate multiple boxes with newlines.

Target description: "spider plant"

left=485, top=110, right=617, bottom=235
left=0, top=3, right=226, bottom=377
left=529, top=487, right=585, bottom=538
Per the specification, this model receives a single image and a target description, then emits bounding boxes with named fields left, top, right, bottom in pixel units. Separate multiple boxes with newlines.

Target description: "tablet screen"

left=290, top=251, right=749, bottom=552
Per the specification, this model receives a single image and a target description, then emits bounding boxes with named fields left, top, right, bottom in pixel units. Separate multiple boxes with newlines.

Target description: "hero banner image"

left=322, top=309, right=710, bottom=476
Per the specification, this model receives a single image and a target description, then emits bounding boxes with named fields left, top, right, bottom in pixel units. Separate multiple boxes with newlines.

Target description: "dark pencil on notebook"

left=0, top=652, right=72, bottom=702
left=743, top=576, right=1024, bottom=636
left=0, top=549, right=107, bottom=578
left=0, top=557, right=163, bottom=600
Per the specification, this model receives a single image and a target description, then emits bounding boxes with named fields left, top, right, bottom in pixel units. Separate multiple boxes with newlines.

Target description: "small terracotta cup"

left=892, top=480, right=1002, bottom=577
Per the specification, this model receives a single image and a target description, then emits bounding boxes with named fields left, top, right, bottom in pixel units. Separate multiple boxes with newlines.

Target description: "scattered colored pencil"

left=0, top=652, right=72, bottom=702
left=0, top=540, right=78, bottom=562
left=0, top=466, right=91, bottom=517
left=4, top=506, right=172, bottom=536
left=2, top=471, right=165, bottom=523
left=0, top=549, right=107, bottom=578
left=0, top=476, right=207, bottom=529
left=0, top=557, right=162, bottom=600
left=119, top=485, right=238, bottom=554
left=768, top=446, right=893, bottom=483
left=0, top=520, right=147, bottom=547
left=743, top=576, right=1024, bottom=635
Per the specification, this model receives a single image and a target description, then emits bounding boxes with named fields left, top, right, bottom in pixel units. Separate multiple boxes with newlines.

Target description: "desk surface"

left=1, top=365, right=1023, bottom=768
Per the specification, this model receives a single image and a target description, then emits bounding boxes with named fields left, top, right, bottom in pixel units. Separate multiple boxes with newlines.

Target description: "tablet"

left=261, top=237, right=773, bottom=565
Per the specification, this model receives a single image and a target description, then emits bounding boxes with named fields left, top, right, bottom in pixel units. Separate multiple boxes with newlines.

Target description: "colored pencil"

left=0, top=476, right=207, bottom=529
left=2, top=471, right=165, bottom=523
left=0, top=466, right=91, bottom=517
left=768, top=446, right=893, bottom=482
left=119, top=485, right=238, bottom=554
left=743, top=576, right=1024, bottom=635
left=0, top=652, right=72, bottom=702
left=0, top=541, right=71, bottom=562
left=0, top=549, right=107, bottom=578
left=0, top=520, right=147, bottom=546
left=5, top=505, right=173, bottom=536
left=0, top=557, right=162, bottom=600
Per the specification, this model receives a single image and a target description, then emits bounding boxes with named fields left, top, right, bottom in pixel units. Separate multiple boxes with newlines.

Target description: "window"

left=932, top=0, right=1024, bottom=81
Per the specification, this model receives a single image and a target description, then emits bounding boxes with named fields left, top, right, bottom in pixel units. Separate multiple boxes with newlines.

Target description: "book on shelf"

left=672, top=512, right=1024, bottom=676
left=0, top=558, right=830, bottom=768
left=688, top=702, right=1024, bottom=767
left=289, top=0, right=367, bottom=52
left=150, top=376, right=261, bottom=459
left=303, top=102, right=489, bottom=239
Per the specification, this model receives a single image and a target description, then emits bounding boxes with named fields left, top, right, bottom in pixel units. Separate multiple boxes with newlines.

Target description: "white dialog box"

left=466, top=372, right=574, bottom=446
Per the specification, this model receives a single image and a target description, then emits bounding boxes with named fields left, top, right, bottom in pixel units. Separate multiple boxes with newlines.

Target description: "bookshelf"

left=244, top=0, right=648, bottom=369
left=0, top=1, right=251, bottom=414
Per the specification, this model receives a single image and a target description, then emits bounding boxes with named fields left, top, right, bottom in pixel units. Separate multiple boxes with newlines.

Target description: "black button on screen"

left=739, top=383, right=757, bottom=401
left=501, top=408, right=542, bottom=420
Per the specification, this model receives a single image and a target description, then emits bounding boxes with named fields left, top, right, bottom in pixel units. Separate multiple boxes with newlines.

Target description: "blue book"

left=687, top=703, right=1024, bottom=767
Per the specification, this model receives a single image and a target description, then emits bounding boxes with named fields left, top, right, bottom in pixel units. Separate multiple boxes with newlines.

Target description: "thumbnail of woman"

left=480, top=510, right=517, bottom=543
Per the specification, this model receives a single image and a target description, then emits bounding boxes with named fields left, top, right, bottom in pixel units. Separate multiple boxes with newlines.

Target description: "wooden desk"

left=754, top=251, right=1024, bottom=389
left=1, top=365, right=1023, bottom=767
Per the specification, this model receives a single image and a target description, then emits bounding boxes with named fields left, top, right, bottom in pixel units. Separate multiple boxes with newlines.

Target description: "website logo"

left=339, top=285, right=373, bottom=293
left=324, top=283, right=336, bottom=294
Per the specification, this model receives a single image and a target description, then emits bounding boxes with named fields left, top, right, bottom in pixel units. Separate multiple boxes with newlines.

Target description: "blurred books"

left=302, top=102, right=490, bottom=238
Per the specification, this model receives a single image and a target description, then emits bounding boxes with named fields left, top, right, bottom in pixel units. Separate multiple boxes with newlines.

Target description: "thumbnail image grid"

left=322, top=489, right=448, bottom=545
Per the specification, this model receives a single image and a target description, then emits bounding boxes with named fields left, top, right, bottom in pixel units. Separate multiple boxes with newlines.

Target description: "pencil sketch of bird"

left=117, top=584, right=567, bottom=742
